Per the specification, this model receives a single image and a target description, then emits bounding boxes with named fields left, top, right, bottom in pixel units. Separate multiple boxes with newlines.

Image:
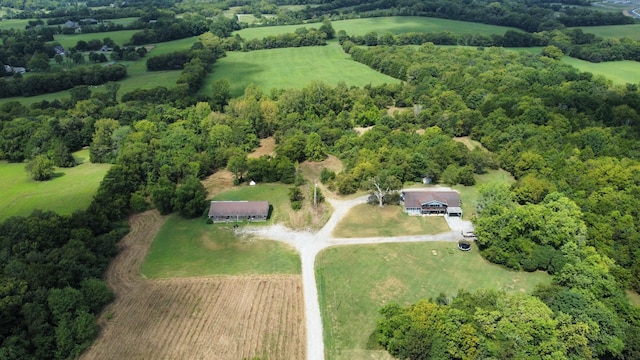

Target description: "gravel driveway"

left=242, top=192, right=474, bottom=360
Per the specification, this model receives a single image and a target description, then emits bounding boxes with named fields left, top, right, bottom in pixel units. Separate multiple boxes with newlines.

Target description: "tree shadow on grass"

left=51, top=172, right=65, bottom=179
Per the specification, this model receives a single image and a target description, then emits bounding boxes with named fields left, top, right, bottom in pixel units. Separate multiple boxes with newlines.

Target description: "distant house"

left=208, top=201, right=269, bottom=222
left=64, top=20, right=79, bottom=29
left=54, top=45, right=65, bottom=55
left=4, top=65, right=25, bottom=74
left=402, top=190, right=462, bottom=217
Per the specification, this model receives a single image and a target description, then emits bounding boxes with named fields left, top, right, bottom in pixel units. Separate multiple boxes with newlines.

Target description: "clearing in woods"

left=82, top=210, right=306, bottom=359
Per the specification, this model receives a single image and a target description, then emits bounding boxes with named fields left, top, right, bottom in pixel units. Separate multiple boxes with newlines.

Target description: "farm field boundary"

left=82, top=210, right=306, bottom=359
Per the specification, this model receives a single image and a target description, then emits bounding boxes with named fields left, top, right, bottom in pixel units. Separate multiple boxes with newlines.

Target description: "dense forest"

left=2, top=0, right=640, bottom=358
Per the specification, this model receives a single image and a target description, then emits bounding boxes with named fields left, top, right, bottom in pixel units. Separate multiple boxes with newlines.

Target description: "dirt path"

left=103, top=210, right=166, bottom=298
left=244, top=193, right=473, bottom=360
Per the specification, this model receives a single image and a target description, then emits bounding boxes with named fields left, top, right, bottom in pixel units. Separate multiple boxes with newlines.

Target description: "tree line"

left=340, top=27, right=640, bottom=63
left=0, top=64, right=126, bottom=98
left=295, top=0, right=635, bottom=32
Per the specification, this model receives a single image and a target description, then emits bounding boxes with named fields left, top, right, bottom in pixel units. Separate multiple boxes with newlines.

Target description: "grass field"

left=0, top=149, right=111, bottom=222
left=570, top=24, right=640, bottom=40
left=203, top=42, right=399, bottom=97
left=235, top=16, right=521, bottom=40
left=139, top=215, right=301, bottom=278
left=561, top=57, right=640, bottom=85
left=0, top=18, right=29, bottom=30
left=333, top=204, right=449, bottom=238
left=0, top=36, right=195, bottom=107
left=52, top=30, right=139, bottom=48
left=316, top=242, right=551, bottom=359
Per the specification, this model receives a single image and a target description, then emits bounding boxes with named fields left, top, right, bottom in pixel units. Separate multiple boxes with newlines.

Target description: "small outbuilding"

left=208, top=201, right=269, bottom=222
left=402, top=190, right=462, bottom=217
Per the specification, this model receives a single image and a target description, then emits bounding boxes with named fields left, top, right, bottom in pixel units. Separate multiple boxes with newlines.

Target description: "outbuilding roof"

left=402, top=190, right=461, bottom=208
left=208, top=201, right=269, bottom=217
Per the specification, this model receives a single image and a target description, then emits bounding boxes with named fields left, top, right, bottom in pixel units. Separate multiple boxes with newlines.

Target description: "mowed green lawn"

left=235, top=16, right=521, bottom=40
left=140, top=215, right=301, bottom=278
left=0, top=149, right=111, bottom=222
left=333, top=204, right=449, bottom=238
left=316, top=242, right=551, bottom=360
left=203, top=42, right=400, bottom=97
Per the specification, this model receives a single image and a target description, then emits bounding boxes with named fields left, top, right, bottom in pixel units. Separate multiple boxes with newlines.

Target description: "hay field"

left=203, top=42, right=399, bottom=97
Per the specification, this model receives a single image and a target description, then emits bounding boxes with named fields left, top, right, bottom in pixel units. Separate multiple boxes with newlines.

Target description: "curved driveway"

left=243, top=194, right=473, bottom=360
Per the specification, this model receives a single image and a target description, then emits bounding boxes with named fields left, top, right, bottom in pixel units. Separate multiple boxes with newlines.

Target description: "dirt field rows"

left=83, top=275, right=305, bottom=360
left=82, top=210, right=306, bottom=360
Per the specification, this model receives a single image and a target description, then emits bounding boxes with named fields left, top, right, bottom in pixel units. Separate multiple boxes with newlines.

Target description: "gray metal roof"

left=403, top=190, right=461, bottom=208
left=208, top=201, right=269, bottom=217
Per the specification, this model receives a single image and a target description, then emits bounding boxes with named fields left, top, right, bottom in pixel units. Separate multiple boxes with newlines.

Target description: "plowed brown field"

left=82, top=210, right=306, bottom=360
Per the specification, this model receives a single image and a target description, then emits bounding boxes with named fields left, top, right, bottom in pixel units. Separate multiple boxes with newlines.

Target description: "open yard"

left=140, top=215, right=301, bottom=278
left=202, top=42, right=400, bottom=97
left=0, top=149, right=111, bottom=221
left=316, top=242, right=551, bottom=360
left=332, top=204, right=450, bottom=238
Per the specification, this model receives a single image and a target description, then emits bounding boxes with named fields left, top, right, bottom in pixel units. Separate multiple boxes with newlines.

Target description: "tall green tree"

left=25, top=154, right=55, bottom=181
left=172, top=176, right=208, bottom=218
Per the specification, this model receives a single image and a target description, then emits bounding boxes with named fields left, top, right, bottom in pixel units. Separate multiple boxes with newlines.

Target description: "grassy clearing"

left=569, top=24, right=640, bottom=40
left=316, top=242, right=551, bottom=359
left=453, top=136, right=486, bottom=151
left=235, top=16, right=520, bottom=40
left=0, top=149, right=111, bottom=222
left=561, top=57, right=640, bottom=85
left=0, top=18, right=29, bottom=30
left=627, top=290, right=640, bottom=306
left=203, top=42, right=399, bottom=97
left=52, top=30, right=138, bottom=48
left=333, top=204, right=449, bottom=238
left=140, top=215, right=301, bottom=278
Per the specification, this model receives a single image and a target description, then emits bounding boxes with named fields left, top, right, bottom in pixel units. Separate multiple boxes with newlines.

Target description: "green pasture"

left=570, top=24, right=640, bottom=40
left=52, top=30, right=138, bottom=48
left=108, top=17, right=138, bottom=26
left=561, top=57, right=640, bottom=86
left=0, top=18, right=29, bottom=30
left=234, top=16, right=520, bottom=40
left=140, top=215, right=301, bottom=278
left=0, top=36, right=195, bottom=106
left=316, top=242, right=551, bottom=359
left=203, top=42, right=399, bottom=97
left=0, top=149, right=111, bottom=222
left=333, top=204, right=449, bottom=238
